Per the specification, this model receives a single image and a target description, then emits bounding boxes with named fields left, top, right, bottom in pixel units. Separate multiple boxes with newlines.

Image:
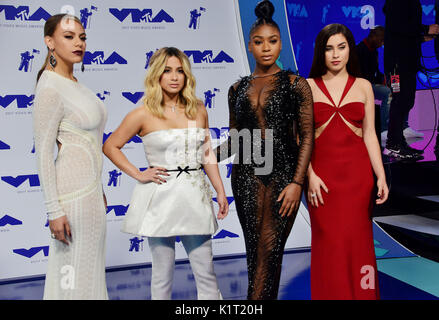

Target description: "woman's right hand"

left=49, top=215, right=71, bottom=245
left=136, top=167, right=170, bottom=184
left=307, top=172, right=329, bottom=208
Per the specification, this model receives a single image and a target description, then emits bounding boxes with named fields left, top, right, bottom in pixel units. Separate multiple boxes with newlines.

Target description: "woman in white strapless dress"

left=103, top=47, right=229, bottom=300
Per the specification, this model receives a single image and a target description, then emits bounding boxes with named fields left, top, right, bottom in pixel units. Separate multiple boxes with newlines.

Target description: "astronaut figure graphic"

left=18, top=51, right=35, bottom=72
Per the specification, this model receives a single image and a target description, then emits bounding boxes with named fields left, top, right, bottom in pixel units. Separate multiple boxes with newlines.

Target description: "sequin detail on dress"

left=217, top=70, right=314, bottom=299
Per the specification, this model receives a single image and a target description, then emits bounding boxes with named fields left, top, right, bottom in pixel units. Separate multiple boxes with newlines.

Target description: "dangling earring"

left=49, top=49, right=57, bottom=69
left=81, top=62, right=85, bottom=72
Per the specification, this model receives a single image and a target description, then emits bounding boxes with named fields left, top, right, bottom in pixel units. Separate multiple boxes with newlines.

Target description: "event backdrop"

left=0, top=0, right=399, bottom=282
left=0, top=0, right=309, bottom=282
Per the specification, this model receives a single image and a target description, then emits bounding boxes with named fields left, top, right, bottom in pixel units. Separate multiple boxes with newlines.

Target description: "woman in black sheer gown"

left=217, top=0, right=314, bottom=299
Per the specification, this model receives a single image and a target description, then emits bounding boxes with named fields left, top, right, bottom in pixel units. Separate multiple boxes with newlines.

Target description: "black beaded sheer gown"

left=217, top=70, right=314, bottom=300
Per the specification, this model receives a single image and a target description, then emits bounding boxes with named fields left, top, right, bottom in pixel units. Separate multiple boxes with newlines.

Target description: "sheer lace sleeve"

left=33, top=86, right=65, bottom=220
left=215, top=83, right=238, bottom=162
left=291, top=76, right=314, bottom=186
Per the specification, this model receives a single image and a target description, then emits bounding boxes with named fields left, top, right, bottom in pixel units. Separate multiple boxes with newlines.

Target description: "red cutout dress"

left=307, top=76, right=379, bottom=300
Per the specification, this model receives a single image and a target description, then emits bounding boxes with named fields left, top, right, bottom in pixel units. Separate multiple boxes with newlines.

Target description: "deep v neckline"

left=246, top=71, right=282, bottom=111
left=315, top=75, right=355, bottom=108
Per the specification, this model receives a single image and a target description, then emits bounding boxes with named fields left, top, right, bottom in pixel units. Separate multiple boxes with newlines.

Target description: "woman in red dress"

left=306, top=24, right=389, bottom=300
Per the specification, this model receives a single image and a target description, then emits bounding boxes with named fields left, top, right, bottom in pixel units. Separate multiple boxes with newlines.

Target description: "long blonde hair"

left=142, top=47, right=200, bottom=119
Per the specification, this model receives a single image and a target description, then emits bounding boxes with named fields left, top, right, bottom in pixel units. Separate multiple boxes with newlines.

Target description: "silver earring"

left=49, top=49, right=57, bottom=69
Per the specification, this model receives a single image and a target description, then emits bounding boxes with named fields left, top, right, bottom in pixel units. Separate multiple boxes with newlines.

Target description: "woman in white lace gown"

left=33, top=14, right=108, bottom=300
left=103, top=47, right=228, bottom=300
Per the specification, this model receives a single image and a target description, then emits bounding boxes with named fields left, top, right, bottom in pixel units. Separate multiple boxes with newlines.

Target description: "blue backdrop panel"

left=284, top=0, right=437, bottom=90
left=238, top=0, right=298, bottom=73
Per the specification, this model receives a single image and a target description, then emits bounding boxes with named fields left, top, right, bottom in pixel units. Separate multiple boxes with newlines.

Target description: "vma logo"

left=1, top=174, right=40, bottom=188
left=213, top=197, right=235, bottom=206
left=184, top=50, right=234, bottom=64
left=122, top=92, right=144, bottom=104
left=0, top=94, right=34, bottom=109
left=188, top=7, right=206, bottom=30
left=0, top=215, right=23, bottom=227
left=103, top=132, right=142, bottom=144
left=0, top=5, right=51, bottom=21
left=213, top=229, right=239, bottom=240
left=106, top=205, right=129, bottom=217
left=0, top=140, right=11, bottom=150
left=80, top=6, right=98, bottom=29
left=109, top=8, right=174, bottom=23
left=83, top=51, right=127, bottom=65
left=13, top=246, right=49, bottom=258
left=204, top=88, right=220, bottom=109
left=18, top=49, right=40, bottom=73
left=286, top=3, right=308, bottom=18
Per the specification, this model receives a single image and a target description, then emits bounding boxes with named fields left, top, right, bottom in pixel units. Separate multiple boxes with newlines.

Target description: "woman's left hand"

left=277, top=183, right=302, bottom=218
left=376, top=178, right=389, bottom=205
left=216, top=193, right=229, bottom=220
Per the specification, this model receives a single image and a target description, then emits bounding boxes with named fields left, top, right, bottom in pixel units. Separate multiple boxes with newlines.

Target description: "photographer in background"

left=383, top=0, right=439, bottom=160
left=356, top=26, right=391, bottom=144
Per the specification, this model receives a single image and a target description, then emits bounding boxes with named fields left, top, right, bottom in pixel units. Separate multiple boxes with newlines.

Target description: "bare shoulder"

left=130, top=105, right=149, bottom=118
left=196, top=100, right=208, bottom=118
left=355, top=77, right=373, bottom=92
left=305, top=78, right=317, bottom=89
left=124, top=105, right=150, bottom=125
left=197, top=99, right=207, bottom=112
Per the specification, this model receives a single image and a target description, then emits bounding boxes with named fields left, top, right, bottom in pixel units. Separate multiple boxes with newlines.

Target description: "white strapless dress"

left=121, top=128, right=218, bottom=237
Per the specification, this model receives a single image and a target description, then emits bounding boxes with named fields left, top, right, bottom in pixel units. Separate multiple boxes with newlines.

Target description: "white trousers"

left=148, top=235, right=222, bottom=300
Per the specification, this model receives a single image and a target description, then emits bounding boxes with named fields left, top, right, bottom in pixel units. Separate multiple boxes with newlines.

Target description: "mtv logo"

left=106, top=205, right=129, bottom=217
left=0, top=5, right=51, bottom=21
left=213, top=229, right=239, bottom=240
left=0, top=95, right=34, bottom=109
left=0, top=215, right=23, bottom=227
left=1, top=174, right=40, bottom=188
left=13, top=246, right=49, bottom=258
left=184, top=50, right=234, bottom=64
left=83, top=51, right=127, bottom=65
left=122, top=92, right=144, bottom=104
left=0, top=140, right=11, bottom=150
left=109, top=8, right=174, bottom=23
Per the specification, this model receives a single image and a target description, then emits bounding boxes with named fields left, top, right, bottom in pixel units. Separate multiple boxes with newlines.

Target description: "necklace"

left=251, top=70, right=282, bottom=78
left=165, top=100, right=179, bottom=112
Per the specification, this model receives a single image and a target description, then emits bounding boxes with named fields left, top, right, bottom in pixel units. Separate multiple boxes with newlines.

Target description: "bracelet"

left=291, top=180, right=303, bottom=187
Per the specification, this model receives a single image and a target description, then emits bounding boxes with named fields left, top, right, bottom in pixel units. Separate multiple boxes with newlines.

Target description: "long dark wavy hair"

left=309, top=23, right=361, bottom=78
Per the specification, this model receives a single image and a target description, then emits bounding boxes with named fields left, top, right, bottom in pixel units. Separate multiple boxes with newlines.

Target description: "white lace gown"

left=33, top=70, right=108, bottom=300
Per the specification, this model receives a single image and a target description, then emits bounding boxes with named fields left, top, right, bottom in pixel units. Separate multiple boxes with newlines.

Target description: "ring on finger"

left=311, top=193, right=317, bottom=198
